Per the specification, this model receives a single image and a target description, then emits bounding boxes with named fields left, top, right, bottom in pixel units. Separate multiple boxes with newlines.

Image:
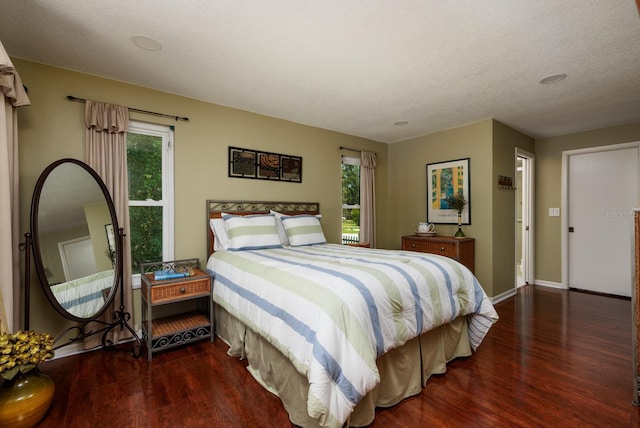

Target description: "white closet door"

left=59, top=236, right=97, bottom=281
left=568, top=147, right=638, bottom=297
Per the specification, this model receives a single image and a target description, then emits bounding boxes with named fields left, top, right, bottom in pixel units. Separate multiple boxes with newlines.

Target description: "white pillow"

left=280, top=214, right=326, bottom=246
left=209, top=218, right=231, bottom=251
left=270, top=210, right=290, bottom=246
left=222, top=214, right=282, bottom=251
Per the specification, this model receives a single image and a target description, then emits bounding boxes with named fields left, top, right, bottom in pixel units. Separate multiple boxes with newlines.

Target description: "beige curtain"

left=84, top=100, right=132, bottom=346
left=360, top=151, right=376, bottom=248
left=0, top=41, right=30, bottom=333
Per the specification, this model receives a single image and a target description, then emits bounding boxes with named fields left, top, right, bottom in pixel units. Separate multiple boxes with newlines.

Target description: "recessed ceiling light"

left=539, top=73, right=567, bottom=84
left=131, top=35, right=163, bottom=51
left=394, top=121, right=409, bottom=126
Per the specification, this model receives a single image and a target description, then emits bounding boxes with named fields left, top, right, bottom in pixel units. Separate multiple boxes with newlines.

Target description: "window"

left=341, top=156, right=360, bottom=244
left=127, top=121, right=174, bottom=281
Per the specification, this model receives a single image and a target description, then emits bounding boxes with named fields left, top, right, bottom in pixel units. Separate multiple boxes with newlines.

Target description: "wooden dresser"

left=402, top=235, right=475, bottom=273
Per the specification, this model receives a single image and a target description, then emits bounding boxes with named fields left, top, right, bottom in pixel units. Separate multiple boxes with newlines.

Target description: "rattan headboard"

left=206, top=200, right=320, bottom=257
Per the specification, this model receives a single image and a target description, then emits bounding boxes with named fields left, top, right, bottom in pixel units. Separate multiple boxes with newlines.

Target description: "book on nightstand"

left=153, top=270, right=191, bottom=281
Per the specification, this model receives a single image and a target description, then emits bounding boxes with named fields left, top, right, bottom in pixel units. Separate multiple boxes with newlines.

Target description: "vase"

left=0, top=369, right=55, bottom=428
left=454, top=212, right=465, bottom=238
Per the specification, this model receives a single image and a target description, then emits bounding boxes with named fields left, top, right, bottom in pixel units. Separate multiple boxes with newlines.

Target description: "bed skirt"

left=214, top=305, right=472, bottom=427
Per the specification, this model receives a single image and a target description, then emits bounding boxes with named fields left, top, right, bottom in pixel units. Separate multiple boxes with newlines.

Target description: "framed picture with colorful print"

left=426, top=158, right=470, bottom=224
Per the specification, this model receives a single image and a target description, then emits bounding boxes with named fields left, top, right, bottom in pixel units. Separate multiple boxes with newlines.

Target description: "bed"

left=205, top=200, right=498, bottom=428
left=50, top=269, right=114, bottom=318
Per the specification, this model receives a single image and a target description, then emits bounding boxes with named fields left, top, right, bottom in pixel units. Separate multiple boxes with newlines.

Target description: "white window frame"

left=341, top=156, right=361, bottom=245
left=128, top=121, right=174, bottom=289
left=342, top=155, right=360, bottom=167
left=341, top=155, right=361, bottom=210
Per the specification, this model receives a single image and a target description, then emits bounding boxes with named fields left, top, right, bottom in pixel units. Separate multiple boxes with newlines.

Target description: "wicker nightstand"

left=140, top=259, right=213, bottom=360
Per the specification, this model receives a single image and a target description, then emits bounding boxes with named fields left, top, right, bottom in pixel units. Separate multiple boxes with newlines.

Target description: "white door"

left=58, top=236, right=97, bottom=281
left=568, top=147, right=638, bottom=297
left=516, top=149, right=535, bottom=288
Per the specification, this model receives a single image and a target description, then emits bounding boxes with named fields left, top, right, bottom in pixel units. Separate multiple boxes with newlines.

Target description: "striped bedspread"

left=207, top=244, right=498, bottom=428
left=51, top=269, right=114, bottom=318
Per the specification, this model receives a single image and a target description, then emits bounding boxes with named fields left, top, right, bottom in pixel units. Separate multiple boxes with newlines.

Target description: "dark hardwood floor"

left=37, top=285, right=640, bottom=427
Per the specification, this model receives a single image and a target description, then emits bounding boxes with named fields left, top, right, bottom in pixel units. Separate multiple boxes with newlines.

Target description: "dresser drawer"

left=403, top=239, right=457, bottom=258
left=402, top=235, right=475, bottom=273
left=142, top=275, right=211, bottom=304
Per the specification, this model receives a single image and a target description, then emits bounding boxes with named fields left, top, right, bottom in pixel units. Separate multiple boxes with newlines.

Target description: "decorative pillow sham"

left=209, top=218, right=231, bottom=251
left=270, top=210, right=291, bottom=246
left=222, top=213, right=282, bottom=251
left=280, top=214, right=326, bottom=246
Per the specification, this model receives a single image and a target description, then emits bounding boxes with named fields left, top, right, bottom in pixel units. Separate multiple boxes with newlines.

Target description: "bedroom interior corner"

left=14, top=59, right=640, bottom=315
left=5, top=20, right=640, bottom=426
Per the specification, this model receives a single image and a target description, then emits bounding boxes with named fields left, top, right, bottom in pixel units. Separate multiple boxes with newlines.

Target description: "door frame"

left=561, top=141, right=640, bottom=289
left=516, top=148, right=535, bottom=287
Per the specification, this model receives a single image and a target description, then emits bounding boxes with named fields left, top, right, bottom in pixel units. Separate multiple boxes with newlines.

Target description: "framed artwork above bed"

left=229, top=147, right=256, bottom=178
left=228, top=146, right=302, bottom=182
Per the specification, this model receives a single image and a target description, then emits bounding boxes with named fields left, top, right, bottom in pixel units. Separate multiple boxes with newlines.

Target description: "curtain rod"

left=339, top=146, right=377, bottom=154
left=66, top=95, right=189, bottom=122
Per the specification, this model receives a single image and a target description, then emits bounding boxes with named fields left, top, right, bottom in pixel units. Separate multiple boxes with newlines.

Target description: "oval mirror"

left=30, top=158, right=121, bottom=322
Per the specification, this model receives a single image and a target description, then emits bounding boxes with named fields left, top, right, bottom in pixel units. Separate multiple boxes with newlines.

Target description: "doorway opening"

left=516, top=149, right=535, bottom=288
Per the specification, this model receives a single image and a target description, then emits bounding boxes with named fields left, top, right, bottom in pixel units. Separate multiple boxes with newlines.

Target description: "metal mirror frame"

left=30, top=158, right=121, bottom=322
left=26, top=158, right=140, bottom=356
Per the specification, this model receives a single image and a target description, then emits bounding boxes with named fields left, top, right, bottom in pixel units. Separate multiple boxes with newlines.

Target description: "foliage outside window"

left=127, top=122, right=174, bottom=273
left=341, top=157, right=360, bottom=243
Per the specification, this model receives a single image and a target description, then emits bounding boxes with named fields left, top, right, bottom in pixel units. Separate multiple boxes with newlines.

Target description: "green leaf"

left=1, top=366, right=19, bottom=380
left=19, top=364, right=36, bottom=374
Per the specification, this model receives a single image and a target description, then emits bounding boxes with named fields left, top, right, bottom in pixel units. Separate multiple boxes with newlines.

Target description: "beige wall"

left=387, top=119, right=535, bottom=297
left=534, top=122, right=640, bottom=284
left=14, top=59, right=387, bottom=334
left=388, top=120, right=497, bottom=293
left=17, top=57, right=640, bottom=337
left=38, top=226, right=88, bottom=286
left=84, top=202, right=113, bottom=273
left=388, top=119, right=640, bottom=295
left=492, top=121, right=535, bottom=296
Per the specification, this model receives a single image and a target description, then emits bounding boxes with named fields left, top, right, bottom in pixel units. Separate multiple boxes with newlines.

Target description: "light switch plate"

left=549, top=207, right=560, bottom=216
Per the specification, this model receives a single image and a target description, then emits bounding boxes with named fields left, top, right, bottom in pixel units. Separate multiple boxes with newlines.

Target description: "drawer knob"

left=411, top=244, right=416, bottom=248
left=180, top=287, right=186, bottom=294
left=440, top=247, right=445, bottom=251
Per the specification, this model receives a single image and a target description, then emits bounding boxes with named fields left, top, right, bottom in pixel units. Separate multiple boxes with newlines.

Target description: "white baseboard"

left=490, top=280, right=565, bottom=304
left=491, top=288, right=517, bottom=304
left=533, top=279, right=564, bottom=289
left=51, top=330, right=143, bottom=360
left=51, top=341, right=93, bottom=359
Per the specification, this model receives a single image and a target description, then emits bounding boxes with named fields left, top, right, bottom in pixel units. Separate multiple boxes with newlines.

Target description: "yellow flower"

left=0, top=330, right=55, bottom=382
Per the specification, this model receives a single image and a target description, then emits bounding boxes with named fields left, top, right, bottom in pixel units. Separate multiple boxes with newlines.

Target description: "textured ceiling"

left=1, top=0, right=640, bottom=143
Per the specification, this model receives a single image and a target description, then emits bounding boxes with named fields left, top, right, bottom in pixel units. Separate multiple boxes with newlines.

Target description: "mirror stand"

left=26, top=158, right=143, bottom=358
left=20, top=233, right=33, bottom=330
left=23, top=228, right=142, bottom=357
